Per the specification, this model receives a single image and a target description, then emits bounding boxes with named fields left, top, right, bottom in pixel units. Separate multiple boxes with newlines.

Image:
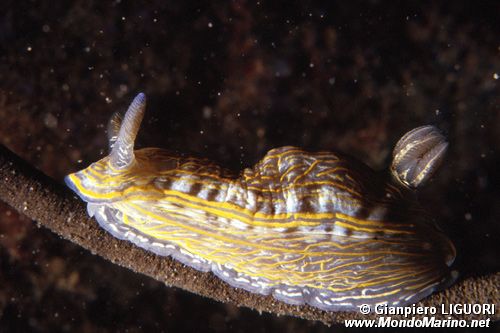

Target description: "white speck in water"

left=26, top=46, right=32, bottom=52
left=464, top=212, right=472, bottom=221
left=43, top=113, right=58, bottom=129
left=493, top=73, right=499, bottom=80
left=116, top=84, right=128, bottom=98
left=202, top=106, right=212, bottom=118
left=435, top=109, right=440, bottom=115
left=208, top=22, right=213, bottom=28
left=328, top=77, right=336, bottom=85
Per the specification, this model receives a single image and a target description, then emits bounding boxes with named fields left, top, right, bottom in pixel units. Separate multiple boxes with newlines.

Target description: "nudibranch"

left=66, top=93, right=456, bottom=312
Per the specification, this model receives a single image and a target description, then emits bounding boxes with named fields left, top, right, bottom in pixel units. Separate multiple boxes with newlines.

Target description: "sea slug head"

left=391, top=125, right=449, bottom=189
left=389, top=125, right=455, bottom=267
left=65, top=93, right=147, bottom=203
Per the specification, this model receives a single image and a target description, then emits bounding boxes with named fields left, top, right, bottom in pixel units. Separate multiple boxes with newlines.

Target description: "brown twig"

left=0, top=144, right=498, bottom=325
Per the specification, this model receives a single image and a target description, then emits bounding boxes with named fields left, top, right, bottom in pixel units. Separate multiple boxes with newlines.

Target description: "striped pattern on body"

left=65, top=93, right=456, bottom=311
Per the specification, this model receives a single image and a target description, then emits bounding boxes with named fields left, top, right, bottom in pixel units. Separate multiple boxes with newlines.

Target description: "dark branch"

left=0, top=144, right=498, bottom=325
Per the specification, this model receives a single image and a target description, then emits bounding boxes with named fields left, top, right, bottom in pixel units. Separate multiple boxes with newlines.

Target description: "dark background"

left=0, top=1, right=498, bottom=332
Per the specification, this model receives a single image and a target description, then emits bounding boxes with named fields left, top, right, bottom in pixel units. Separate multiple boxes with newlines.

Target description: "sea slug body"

left=66, top=93, right=456, bottom=312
